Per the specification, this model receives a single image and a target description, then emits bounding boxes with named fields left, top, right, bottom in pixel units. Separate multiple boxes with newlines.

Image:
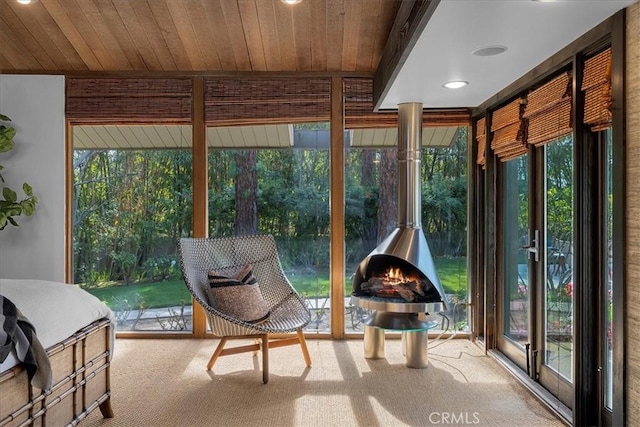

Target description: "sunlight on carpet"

left=83, top=338, right=564, bottom=427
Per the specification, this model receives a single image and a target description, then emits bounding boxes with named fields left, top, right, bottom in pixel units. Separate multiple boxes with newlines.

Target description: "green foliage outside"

left=545, top=137, right=574, bottom=246
left=73, top=125, right=469, bottom=316
left=504, top=136, right=576, bottom=323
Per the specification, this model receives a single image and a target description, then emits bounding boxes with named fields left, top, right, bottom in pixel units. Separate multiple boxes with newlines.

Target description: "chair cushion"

left=207, top=265, right=270, bottom=323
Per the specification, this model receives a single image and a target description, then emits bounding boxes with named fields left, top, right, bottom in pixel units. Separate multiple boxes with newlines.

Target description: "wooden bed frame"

left=0, top=318, right=113, bottom=427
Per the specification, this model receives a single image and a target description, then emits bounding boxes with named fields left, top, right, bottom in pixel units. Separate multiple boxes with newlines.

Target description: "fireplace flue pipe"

left=397, top=102, right=423, bottom=229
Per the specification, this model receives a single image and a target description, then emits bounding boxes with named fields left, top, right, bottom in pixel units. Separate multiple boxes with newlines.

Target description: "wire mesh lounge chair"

left=178, top=235, right=312, bottom=383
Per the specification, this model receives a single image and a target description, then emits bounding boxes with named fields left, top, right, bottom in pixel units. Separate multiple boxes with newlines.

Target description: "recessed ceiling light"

left=443, top=81, right=468, bottom=89
left=17, top=0, right=38, bottom=4
left=281, top=0, right=303, bottom=4
left=473, top=45, right=508, bottom=57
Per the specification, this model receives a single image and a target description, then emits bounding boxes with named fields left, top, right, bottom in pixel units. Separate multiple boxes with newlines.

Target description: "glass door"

left=538, top=137, right=574, bottom=405
left=498, top=154, right=533, bottom=372
left=602, top=128, right=614, bottom=422
left=498, top=136, right=574, bottom=408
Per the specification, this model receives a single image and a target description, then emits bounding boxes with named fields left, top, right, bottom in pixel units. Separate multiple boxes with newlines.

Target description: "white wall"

left=0, top=75, right=66, bottom=282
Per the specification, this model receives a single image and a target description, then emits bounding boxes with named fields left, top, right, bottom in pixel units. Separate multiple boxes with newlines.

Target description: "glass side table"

left=362, top=310, right=439, bottom=368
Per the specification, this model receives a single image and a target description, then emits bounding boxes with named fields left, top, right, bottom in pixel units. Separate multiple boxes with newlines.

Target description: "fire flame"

left=387, top=267, right=403, bottom=281
left=383, top=267, right=420, bottom=284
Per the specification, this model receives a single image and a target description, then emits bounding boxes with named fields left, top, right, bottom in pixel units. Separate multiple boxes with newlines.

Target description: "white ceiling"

left=73, top=125, right=461, bottom=150
left=379, top=0, right=636, bottom=109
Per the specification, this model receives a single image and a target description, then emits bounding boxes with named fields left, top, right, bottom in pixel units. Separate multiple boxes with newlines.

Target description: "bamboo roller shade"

left=200, top=77, right=469, bottom=128
left=344, top=78, right=395, bottom=129
left=66, top=78, right=192, bottom=123
left=479, top=48, right=612, bottom=164
left=66, top=77, right=470, bottom=129
left=343, top=78, right=471, bottom=129
left=205, top=78, right=331, bottom=126
left=476, top=117, right=486, bottom=168
left=522, top=72, right=573, bottom=146
left=582, top=48, right=612, bottom=132
left=490, top=98, right=527, bottom=162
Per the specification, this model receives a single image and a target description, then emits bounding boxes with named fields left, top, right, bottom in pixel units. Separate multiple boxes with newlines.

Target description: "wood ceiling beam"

left=372, top=0, right=440, bottom=111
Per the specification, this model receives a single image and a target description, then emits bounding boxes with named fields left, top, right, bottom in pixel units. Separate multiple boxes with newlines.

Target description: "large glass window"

left=70, top=82, right=470, bottom=338
left=206, top=124, right=331, bottom=334
left=72, top=125, right=193, bottom=332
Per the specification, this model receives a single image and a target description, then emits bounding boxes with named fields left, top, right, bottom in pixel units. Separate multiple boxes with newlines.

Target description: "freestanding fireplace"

left=351, top=102, right=447, bottom=368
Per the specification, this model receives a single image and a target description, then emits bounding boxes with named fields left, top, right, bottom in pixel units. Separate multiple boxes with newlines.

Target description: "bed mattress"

left=0, top=278, right=116, bottom=373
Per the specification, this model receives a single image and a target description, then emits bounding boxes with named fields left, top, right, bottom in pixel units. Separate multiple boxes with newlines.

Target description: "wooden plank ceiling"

left=4, top=0, right=468, bottom=150
left=0, top=0, right=399, bottom=73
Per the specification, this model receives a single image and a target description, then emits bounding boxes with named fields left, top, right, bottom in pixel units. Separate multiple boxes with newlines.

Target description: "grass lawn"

left=85, top=256, right=468, bottom=310
left=435, top=256, right=468, bottom=295
left=86, top=279, right=193, bottom=309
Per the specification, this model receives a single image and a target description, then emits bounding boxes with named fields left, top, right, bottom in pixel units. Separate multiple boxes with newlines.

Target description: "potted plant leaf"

left=0, top=113, right=38, bottom=230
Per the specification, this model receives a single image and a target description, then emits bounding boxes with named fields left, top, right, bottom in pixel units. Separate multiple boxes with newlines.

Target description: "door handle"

left=521, top=230, right=540, bottom=262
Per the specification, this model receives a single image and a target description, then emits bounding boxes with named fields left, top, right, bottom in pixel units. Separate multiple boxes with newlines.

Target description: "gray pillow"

left=207, top=265, right=270, bottom=323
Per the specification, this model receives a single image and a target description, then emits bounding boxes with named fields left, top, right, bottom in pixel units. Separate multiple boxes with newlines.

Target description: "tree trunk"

left=235, top=150, right=258, bottom=236
left=362, top=150, right=375, bottom=186
left=378, top=148, right=397, bottom=242
left=362, top=150, right=377, bottom=243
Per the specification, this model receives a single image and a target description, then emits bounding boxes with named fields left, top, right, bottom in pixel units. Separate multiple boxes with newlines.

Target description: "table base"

left=363, top=324, right=429, bottom=368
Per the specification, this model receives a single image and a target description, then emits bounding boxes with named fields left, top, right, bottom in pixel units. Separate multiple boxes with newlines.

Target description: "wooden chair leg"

left=262, top=334, right=269, bottom=384
left=297, top=330, right=312, bottom=367
left=207, top=337, right=229, bottom=370
left=206, top=333, right=306, bottom=382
